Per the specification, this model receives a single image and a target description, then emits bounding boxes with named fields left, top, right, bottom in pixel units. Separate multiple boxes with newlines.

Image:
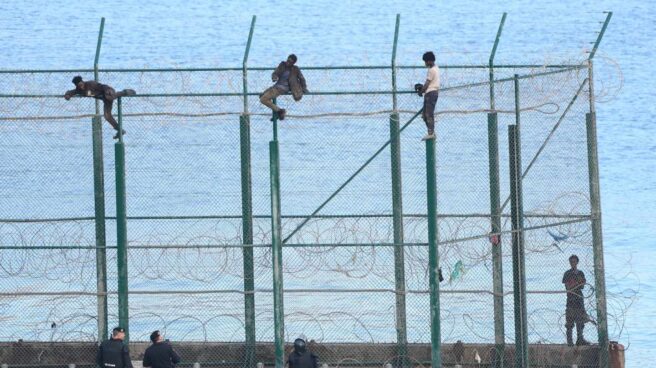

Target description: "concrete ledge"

left=0, top=341, right=600, bottom=367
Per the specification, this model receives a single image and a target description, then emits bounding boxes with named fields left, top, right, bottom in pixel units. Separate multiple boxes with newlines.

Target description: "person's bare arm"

left=421, top=79, right=431, bottom=94
left=272, top=63, right=283, bottom=82
left=64, top=88, right=79, bottom=100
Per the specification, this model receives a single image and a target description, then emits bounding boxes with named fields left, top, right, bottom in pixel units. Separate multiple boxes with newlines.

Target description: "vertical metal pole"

left=242, top=16, right=256, bottom=113
left=509, top=76, right=527, bottom=367
left=240, top=115, right=256, bottom=368
left=488, top=113, right=505, bottom=365
left=115, top=97, right=129, bottom=342
left=488, top=12, right=506, bottom=367
left=241, top=15, right=257, bottom=368
left=272, top=98, right=279, bottom=141
left=389, top=14, right=407, bottom=368
left=270, top=137, right=284, bottom=368
left=425, top=139, right=441, bottom=368
left=391, top=14, right=400, bottom=111
left=586, top=61, right=609, bottom=368
left=488, top=13, right=506, bottom=111
left=588, top=12, right=613, bottom=61
left=92, top=17, right=108, bottom=342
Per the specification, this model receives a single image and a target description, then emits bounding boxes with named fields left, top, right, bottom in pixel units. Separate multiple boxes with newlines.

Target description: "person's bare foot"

left=113, top=129, right=126, bottom=140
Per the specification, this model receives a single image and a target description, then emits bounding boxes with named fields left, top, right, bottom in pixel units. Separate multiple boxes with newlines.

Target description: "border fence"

left=0, top=13, right=614, bottom=368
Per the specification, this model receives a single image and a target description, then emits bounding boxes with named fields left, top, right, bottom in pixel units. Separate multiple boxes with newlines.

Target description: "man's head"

left=422, top=51, right=436, bottom=67
left=112, top=327, right=125, bottom=340
left=150, top=330, right=163, bottom=343
left=286, top=54, right=297, bottom=67
left=72, top=76, right=84, bottom=89
left=293, top=338, right=306, bottom=354
left=569, top=254, right=579, bottom=269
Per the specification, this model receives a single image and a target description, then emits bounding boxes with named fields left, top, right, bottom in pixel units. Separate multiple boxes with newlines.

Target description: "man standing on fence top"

left=259, top=54, right=309, bottom=121
left=64, top=76, right=135, bottom=139
left=415, top=51, right=440, bottom=141
left=97, top=327, right=134, bottom=368
left=562, top=254, right=591, bottom=346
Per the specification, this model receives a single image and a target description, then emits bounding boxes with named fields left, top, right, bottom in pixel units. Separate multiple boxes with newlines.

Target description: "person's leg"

left=260, top=87, right=282, bottom=112
left=421, top=91, right=437, bottom=140
left=425, top=91, right=437, bottom=134
left=116, top=89, right=136, bottom=97
left=102, top=99, right=119, bottom=131
left=565, top=307, right=575, bottom=346
left=575, top=308, right=590, bottom=345
left=422, top=95, right=429, bottom=125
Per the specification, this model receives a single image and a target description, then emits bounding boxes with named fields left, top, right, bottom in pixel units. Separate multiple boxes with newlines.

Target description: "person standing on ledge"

left=260, top=54, right=309, bottom=120
left=562, top=254, right=591, bottom=346
left=97, top=327, right=134, bottom=368
left=64, top=76, right=135, bottom=139
left=415, top=51, right=440, bottom=141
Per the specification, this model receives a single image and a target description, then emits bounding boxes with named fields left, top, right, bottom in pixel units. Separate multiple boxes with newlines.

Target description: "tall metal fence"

left=0, top=13, right=613, bottom=368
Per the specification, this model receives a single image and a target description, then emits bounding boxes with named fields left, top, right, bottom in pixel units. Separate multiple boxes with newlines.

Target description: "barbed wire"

left=0, top=60, right=634, bottom=366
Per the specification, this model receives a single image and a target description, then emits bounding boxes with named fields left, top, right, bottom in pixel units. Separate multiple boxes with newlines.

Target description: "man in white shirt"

left=419, top=51, right=440, bottom=141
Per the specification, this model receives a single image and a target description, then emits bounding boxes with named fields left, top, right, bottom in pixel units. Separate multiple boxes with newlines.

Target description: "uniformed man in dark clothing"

left=64, top=76, right=135, bottom=139
left=143, top=330, right=181, bottom=368
left=287, top=338, right=318, bottom=368
left=562, top=254, right=591, bottom=346
left=97, top=327, right=134, bottom=368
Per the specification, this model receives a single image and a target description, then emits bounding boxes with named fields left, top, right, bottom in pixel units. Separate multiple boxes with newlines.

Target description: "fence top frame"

left=0, top=64, right=587, bottom=99
left=0, top=63, right=581, bottom=74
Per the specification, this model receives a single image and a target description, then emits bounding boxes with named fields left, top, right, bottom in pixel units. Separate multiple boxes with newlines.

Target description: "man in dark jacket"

left=64, top=76, right=135, bottom=139
left=287, top=337, right=318, bottom=368
left=143, top=330, right=181, bottom=368
left=97, top=327, right=133, bottom=368
left=259, top=54, right=308, bottom=120
left=562, top=254, right=591, bottom=346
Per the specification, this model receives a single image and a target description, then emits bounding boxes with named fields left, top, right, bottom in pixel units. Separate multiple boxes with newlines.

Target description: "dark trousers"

left=565, top=305, right=588, bottom=342
left=422, top=90, right=439, bottom=133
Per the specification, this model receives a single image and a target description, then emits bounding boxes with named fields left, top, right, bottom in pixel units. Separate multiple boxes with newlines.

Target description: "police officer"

left=287, top=337, right=318, bottom=368
left=143, top=330, right=181, bottom=368
left=97, top=327, right=133, bottom=368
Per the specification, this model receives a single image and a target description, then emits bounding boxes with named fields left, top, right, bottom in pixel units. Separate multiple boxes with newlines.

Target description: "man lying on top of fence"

left=260, top=54, right=309, bottom=121
left=64, top=76, right=136, bottom=139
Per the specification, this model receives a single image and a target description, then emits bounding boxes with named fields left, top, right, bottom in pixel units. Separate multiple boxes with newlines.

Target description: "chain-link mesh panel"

left=0, top=76, right=101, bottom=364
left=0, top=64, right=602, bottom=367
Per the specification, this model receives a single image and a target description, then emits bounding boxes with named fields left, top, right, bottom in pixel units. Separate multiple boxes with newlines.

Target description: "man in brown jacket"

left=259, top=54, right=308, bottom=120
left=64, top=76, right=135, bottom=139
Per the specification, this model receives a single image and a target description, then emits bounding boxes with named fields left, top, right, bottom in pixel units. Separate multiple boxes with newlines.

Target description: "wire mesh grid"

left=0, top=63, right=602, bottom=367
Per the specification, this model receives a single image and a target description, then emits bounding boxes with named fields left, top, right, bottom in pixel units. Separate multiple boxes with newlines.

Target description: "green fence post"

left=586, top=61, right=610, bottom=368
left=425, top=138, right=441, bottom=368
left=270, top=136, right=285, bottom=368
left=488, top=12, right=506, bottom=367
left=390, top=14, right=408, bottom=368
left=508, top=123, right=528, bottom=368
left=488, top=113, right=505, bottom=365
left=241, top=15, right=257, bottom=368
left=269, top=96, right=284, bottom=368
left=115, top=97, right=129, bottom=342
left=92, top=17, right=108, bottom=342
left=509, top=76, right=528, bottom=367
left=240, top=114, right=256, bottom=367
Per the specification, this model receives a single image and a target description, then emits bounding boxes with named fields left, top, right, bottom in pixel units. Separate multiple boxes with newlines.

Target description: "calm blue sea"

left=0, top=1, right=654, bottom=366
